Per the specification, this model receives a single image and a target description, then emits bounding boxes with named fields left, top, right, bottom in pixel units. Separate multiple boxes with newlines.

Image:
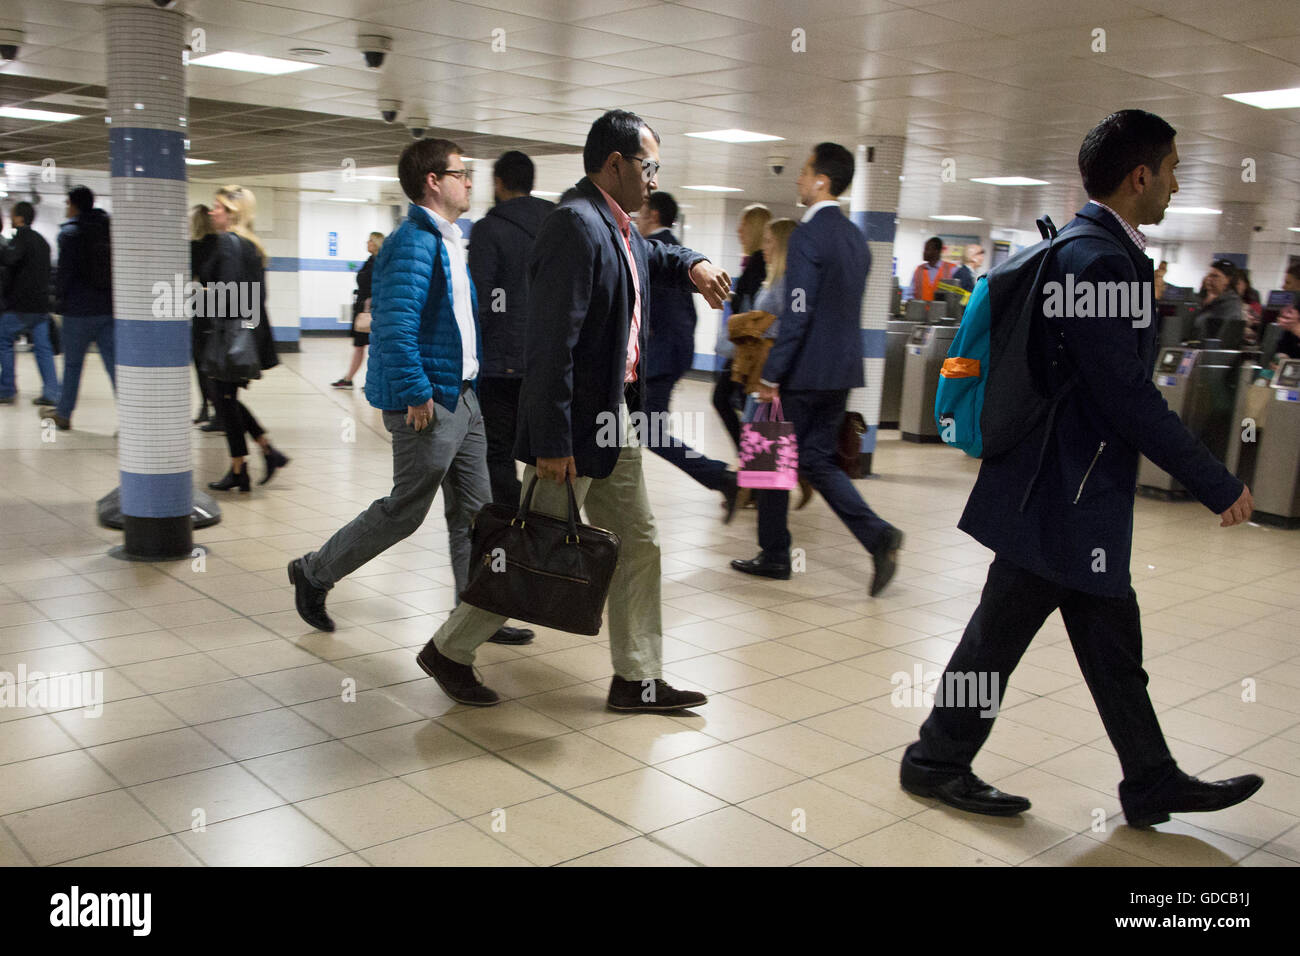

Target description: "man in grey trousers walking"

left=288, top=137, right=529, bottom=646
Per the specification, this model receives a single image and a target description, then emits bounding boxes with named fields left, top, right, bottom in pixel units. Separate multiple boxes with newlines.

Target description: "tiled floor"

left=1, top=338, right=1298, bottom=867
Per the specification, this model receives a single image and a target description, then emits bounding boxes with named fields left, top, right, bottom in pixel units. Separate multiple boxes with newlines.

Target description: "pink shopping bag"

left=737, top=398, right=798, bottom=490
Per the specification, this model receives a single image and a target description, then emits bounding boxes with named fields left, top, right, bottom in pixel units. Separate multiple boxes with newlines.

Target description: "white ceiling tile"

left=570, top=5, right=753, bottom=44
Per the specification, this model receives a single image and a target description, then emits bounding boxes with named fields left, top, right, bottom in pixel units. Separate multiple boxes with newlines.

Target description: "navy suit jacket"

left=516, top=178, right=706, bottom=480
left=644, top=228, right=699, bottom=381
left=761, top=205, right=869, bottom=390
left=959, top=203, right=1243, bottom=597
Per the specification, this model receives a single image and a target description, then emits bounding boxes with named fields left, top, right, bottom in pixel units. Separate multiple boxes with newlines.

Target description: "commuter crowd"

left=1, top=106, right=1279, bottom=830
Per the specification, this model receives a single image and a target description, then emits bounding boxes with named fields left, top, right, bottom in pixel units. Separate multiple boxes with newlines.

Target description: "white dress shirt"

left=420, top=204, right=479, bottom=382
left=801, top=199, right=840, bottom=223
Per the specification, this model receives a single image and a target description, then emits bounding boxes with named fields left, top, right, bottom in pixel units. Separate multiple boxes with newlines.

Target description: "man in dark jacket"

left=467, top=150, right=554, bottom=506
left=734, top=143, right=904, bottom=595
left=0, top=201, right=60, bottom=406
left=900, top=110, right=1263, bottom=829
left=51, top=185, right=115, bottom=430
left=638, top=190, right=738, bottom=514
left=419, top=109, right=732, bottom=712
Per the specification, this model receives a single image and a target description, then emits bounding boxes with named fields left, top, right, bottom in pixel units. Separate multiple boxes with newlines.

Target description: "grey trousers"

left=430, top=436, right=664, bottom=680
left=303, top=386, right=490, bottom=596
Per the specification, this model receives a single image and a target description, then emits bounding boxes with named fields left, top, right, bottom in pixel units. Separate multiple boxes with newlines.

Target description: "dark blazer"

left=517, top=177, right=706, bottom=480
left=644, top=228, right=699, bottom=381
left=353, top=254, right=374, bottom=315
left=959, top=204, right=1242, bottom=597
left=761, top=205, right=869, bottom=390
left=468, top=195, right=555, bottom=377
left=2, top=226, right=52, bottom=314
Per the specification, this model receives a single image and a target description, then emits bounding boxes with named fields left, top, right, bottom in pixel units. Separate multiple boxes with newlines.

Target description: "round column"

left=106, top=2, right=193, bottom=559
left=849, top=137, right=905, bottom=475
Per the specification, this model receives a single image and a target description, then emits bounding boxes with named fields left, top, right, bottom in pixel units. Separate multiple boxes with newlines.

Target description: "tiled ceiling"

left=1, top=0, right=1299, bottom=241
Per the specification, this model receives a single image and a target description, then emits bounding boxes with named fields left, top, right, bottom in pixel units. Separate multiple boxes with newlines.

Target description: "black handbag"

left=460, top=476, right=621, bottom=636
left=200, top=317, right=263, bottom=383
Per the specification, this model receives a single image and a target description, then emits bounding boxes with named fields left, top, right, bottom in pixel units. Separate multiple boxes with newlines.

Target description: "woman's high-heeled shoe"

left=260, top=446, right=290, bottom=485
left=209, top=466, right=251, bottom=493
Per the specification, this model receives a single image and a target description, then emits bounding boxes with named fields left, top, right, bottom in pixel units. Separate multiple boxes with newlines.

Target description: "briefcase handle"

left=516, top=475, right=582, bottom=544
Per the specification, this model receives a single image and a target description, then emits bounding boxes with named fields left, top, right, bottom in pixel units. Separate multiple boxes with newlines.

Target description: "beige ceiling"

left=2, top=0, right=1300, bottom=241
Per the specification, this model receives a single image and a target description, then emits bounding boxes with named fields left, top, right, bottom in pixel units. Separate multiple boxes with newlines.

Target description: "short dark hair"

left=68, top=185, right=94, bottom=214
left=1078, top=110, right=1176, bottom=199
left=13, top=201, right=35, bottom=224
left=398, top=138, right=462, bottom=203
left=1209, top=258, right=1238, bottom=283
left=925, top=236, right=943, bottom=251
left=646, top=191, right=678, bottom=228
left=811, top=142, right=854, bottom=196
left=583, top=109, right=659, bottom=175
left=494, top=150, right=535, bottom=194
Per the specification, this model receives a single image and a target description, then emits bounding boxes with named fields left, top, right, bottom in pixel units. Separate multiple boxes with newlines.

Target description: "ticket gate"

left=880, top=318, right=919, bottom=429
left=1138, top=348, right=1249, bottom=497
left=900, top=324, right=958, bottom=442
left=1225, top=358, right=1264, bottom=477
left=1248, top=358, right=1300, bottom=527
left=904, top=298, right=947, bottom=323
left=1158, top=300, right=1199, bottom=347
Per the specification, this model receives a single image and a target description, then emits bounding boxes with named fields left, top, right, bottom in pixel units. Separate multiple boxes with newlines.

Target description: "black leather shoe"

left=416, top=642, right=500, bottom=706
left=199, top=419, right=226, bottom=433
left=607, top=676, right=707, bottom=712
left=795, top=477, right=814, bottom=510
left=870, top=527, right=904, bottom=597
left=260, top=446, right=290, bottom=485
left=287, top=557, right=334, bottom=632
left=208, top=467, right=251, bottom=493
left=721, top=474, right=740, bottom=524
left=488, top=625, right=534, bottom=645
left=1122, top=771, right=1264, bottom=829
left=730, top=552, right=791, bottom=580
left=901, top=768, right=1031, bottom=817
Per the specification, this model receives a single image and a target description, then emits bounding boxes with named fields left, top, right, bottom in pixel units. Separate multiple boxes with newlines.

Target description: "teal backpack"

left=934, top=215, right=1114, bottom=461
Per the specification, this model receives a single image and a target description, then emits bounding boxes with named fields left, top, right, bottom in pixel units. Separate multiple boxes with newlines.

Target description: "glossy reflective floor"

left=1, top=339, right=1297, bottom=866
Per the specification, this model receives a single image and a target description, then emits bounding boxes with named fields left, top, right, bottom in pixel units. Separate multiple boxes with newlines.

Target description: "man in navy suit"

left=418, top=110, right=733, bottom=712
left=900, top=110, right=1263, bottom=826
left=732, top=142, right=904, bottom=596
left=638, top=190, right=739, bottom=516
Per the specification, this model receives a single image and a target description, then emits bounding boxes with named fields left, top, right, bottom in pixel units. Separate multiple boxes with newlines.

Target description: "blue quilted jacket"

left=365, top=204, right=480, bottom=414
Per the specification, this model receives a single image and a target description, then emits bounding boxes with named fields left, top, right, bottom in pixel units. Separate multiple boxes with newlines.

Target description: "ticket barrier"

left=900, top=324, right=959, bottom=442
left=1242, top=358, right=1300, bottom=527
left=1138, top=348, right=1248, bottom=497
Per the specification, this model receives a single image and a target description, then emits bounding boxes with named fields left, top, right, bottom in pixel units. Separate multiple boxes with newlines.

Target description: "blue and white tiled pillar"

left=849, top=137, right=904, bottom=475
left=107, top=3, right=193, bottom=559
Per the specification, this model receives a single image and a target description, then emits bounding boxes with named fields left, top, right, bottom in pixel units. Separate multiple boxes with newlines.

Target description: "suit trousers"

left=643, top=372, right=731, bottom=492
left=303, top=384, right=490, bottom=597
left=432, top=408, right=663, bottom=680
left=903, top=556, right=1178, bottom=794
left=478, top=375, right=523, bottom=507
left=757, top=388, right=892, bottom=559
left=55, top=314, right=116, bottom=420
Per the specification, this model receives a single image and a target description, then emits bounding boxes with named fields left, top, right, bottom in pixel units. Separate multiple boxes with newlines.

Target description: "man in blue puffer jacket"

left=289, top=138, right=530, bottom=646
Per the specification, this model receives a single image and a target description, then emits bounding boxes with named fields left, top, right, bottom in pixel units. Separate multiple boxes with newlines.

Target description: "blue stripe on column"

left=120, top=471, right=192, bottom=518
left=115, top=319, right=190, bottom=366
left=271, top=325, right=301, bottom=342
left=860, top=423, right=877, bottom=454
left=301, top=315, right=351, bottom=331
left=109, top=127, right=187, bottom=181
left=861, top=328, right=886, bottom=356
left=267, top=258, right=361, bottom=273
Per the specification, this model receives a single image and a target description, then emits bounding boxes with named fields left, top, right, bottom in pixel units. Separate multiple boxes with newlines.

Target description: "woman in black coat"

left=200, top=186, right=289, bottom=493
left=331, top=231, right=383, bottom=389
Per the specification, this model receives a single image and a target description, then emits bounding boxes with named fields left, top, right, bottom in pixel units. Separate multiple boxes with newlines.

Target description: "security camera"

left=0, top=28, right=23, bottom=61
left=378, top=99, right=401, bottom=124
left=406, top=115, right=429, bottom=139
left=152, top=0, right=177, bottom=7
left=767, top=154, right=788, bottom=176
left=358, top=34, right=392, bottom=70
left=1252, top=224, right=1264, bottom=233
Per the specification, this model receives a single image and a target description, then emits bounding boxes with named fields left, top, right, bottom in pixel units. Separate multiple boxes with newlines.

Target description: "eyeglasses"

left=437, top=168, right=471, bottom=182
left=623, top=154, right=660, bottom=182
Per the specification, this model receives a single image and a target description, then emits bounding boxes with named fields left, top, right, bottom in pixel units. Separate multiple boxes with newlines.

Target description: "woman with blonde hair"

left=198, top=185, right=289, bottom=491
